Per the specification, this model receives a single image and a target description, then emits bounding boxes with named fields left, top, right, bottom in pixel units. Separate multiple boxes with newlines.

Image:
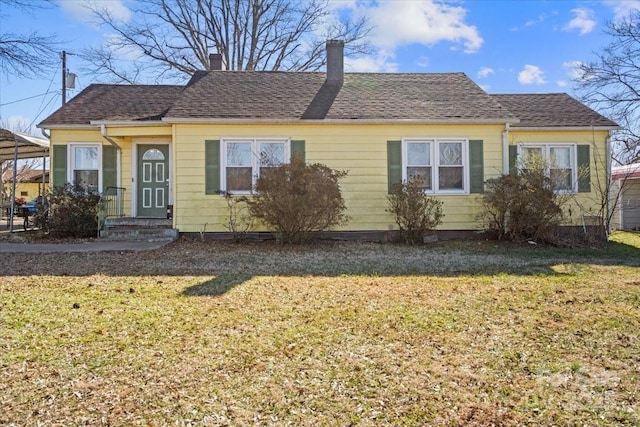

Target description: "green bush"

left=386, top=177, right=444, bottom=244
left=46, top=184, right=101, bottom=238
left=482, top=169, right=563, bottom=243
left=246, top=157, right=349, bottom=244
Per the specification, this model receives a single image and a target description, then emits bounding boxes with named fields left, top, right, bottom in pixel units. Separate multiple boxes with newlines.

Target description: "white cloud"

left=518, top=65, right=546, bottom=85
left=604, top=0, right=640, bottom=22
left=563, top=8, right=596, bottom=35
left=345, top=53, right=399, bottom=73
left=59, top=0, right=131, bottom=23
left=477, top=67, right=494, bottom=78
left=360, top=0, right=483, bottom=53
left=556, top=80, right=568, bottom=88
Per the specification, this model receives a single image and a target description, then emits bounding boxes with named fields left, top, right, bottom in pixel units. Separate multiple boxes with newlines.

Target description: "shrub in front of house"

left=386, top=177, right=444, bottom=244
left=482, top=169, right=563, bottom=243
left=246, top=157, right=349, bottom=244
left=46, top=183, right=101, bottom=238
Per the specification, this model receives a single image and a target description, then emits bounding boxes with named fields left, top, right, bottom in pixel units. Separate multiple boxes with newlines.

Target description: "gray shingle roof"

left=38, top=74, right=617, bottom=128
left=166, top=71, right=517, bottom=121
left=491, top=93, right=618, bottom=128
left=39, top=84, right=185, bottom=126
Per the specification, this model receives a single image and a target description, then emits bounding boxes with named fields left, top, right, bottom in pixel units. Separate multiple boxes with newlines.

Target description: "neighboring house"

left=612, top=163, right=640, bottom=230
left=2, top=169, right=49, bottom=202
left=38, top=41, right=618, bottom=238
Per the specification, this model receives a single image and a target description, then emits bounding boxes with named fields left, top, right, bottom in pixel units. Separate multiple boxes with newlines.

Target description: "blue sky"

left=1, top=0, right=639, bottom=134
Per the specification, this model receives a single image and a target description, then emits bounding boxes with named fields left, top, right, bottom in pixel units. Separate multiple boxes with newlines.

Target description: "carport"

left=0, top=128, right=49, bottom=232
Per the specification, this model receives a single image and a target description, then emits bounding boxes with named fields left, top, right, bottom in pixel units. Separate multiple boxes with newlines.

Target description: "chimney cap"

left=326, top=39, right=345, bottom=47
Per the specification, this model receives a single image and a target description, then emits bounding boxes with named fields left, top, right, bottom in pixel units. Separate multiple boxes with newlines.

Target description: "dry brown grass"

left=1, top=233, right=639, bottom=426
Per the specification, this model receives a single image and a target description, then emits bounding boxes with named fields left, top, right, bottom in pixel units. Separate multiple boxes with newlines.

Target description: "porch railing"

left=101, top=186, right=126, bottom=218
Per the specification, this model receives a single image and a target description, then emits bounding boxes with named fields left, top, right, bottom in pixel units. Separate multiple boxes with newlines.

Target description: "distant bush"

left=47, top=183, right=101, bottom=238
left=246, top=157, right=349, bottom=244
left=386, top=177, right=444, bottom=244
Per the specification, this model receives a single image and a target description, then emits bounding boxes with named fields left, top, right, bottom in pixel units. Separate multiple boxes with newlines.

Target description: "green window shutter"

left=387, top=140, right=402, bottom=194
left=508, top=145, right=518, bottom=175
left=205, top=140, right=221, bottom=194
left=577, top=144, right=591, bottom=193
left=52, top=144, right=67, bottom=189
left=102, top=145, right=117, bottom=191
left=469, top=139, right=484, bottom=193
left=291, top=140, right=305, bottom=163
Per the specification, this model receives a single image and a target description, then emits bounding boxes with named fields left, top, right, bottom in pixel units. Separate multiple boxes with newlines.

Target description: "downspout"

left=100, top=124, right=122, bottom=201
left=100, top=124, right=121, bottom=149
left=502, top=123, right=510, bottom=175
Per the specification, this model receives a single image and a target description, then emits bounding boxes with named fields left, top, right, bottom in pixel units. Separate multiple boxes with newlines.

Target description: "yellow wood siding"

left=173, top=123, right=504, bottom=232
left=48, top=124, right=611, bottom=234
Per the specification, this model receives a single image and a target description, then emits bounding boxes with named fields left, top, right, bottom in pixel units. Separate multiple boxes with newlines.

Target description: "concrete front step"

left=100, top=227, right=178, bottom=241
left=100, top=217, right=178, bottom=241
left=104, top=217, right=172, bottom=228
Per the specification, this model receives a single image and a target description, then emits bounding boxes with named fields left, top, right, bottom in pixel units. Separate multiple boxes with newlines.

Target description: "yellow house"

left=38, top=41, right=617, bottom=239
left=2, top=169, right=49, bottom=202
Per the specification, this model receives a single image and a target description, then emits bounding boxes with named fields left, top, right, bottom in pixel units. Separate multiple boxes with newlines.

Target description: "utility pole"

left=62, top=50, right=67, bottom=105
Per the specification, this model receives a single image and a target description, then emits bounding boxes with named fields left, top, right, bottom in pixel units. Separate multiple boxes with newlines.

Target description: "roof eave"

left=37, top=124, right=96, bottom=130
left=510, top=125, right=619, bottom=131
left=163, top=117, right=520, bottom=125
left=90, top=120, right=169, bottom=127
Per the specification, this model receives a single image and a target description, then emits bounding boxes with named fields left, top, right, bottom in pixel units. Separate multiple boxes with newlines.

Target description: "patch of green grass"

left=1, top=233, right=639, bottom=425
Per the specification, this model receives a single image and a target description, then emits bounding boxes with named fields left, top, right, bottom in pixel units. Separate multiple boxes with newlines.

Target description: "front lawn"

left=1, top=233, right=639, bottom=425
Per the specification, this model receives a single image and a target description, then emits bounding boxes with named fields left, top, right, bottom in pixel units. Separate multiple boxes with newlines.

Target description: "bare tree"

left=575, top=11, right=640, bottom=164
left=81, top=0, right=371, bottom=83
left=0, top=0, right=59, bottom=79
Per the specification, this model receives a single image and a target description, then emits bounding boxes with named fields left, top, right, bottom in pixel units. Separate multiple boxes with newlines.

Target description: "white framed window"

left=68, top=143, right=101, bottom=191
left=403, top=138, right=469, bottom=194
left=518, top=143, right=577, bottom=193
left=221, top=138, right=289, bottom=193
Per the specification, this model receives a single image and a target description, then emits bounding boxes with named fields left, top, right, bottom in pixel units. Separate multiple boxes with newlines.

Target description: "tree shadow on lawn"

left=182, top=274, right=251, bottom=296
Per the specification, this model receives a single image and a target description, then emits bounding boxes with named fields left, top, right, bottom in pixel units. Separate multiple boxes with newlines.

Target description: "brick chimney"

left=209, top=53, right=226, bottom=71
left=326, top=40, right=344, bottom=85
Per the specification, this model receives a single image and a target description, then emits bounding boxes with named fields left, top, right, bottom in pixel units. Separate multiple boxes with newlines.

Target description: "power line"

left=0, top=91, right=59, bottom=107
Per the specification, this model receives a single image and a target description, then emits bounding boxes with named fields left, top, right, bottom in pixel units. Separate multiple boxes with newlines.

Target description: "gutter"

left=509, top=125, right=619, bottom=131
left=162, top=117, right=521, bottom=125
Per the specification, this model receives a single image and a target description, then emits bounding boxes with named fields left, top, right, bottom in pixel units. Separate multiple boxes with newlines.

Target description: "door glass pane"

left=407, top=143, right=430, bottom=166
left=142, top=148, right=165, bottom=161
left=227, top=142, right=252, bottom=166
left=439, top=143, right=462, bottom=166
left=74, top=146, right=99, bottom=169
